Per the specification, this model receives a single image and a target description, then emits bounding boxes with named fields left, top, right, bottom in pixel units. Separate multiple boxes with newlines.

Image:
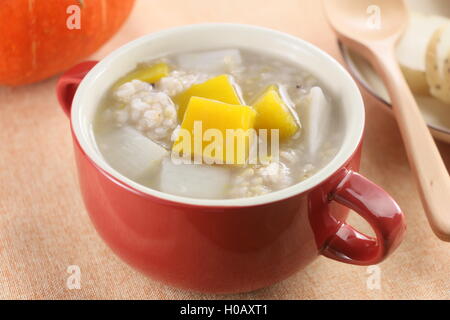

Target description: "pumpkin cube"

left=172, top=97, right=256, bottom=165
left=114, top=62, right=169, bottom=88
left=252, top=85, right=300, bottom=141
left=174, top=74, right=243, bottom=121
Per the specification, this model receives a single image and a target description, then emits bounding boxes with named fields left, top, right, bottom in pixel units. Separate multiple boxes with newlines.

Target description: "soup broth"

left=94, top=48, right=342, bottom=199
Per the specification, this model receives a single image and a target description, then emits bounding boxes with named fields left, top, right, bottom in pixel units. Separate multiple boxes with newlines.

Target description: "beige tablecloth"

left=1, top=0, right=449, bottom=300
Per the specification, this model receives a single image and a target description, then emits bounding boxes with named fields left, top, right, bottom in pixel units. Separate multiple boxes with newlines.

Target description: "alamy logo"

left=66, top=5, right=81, bottom=30
left=366, top=265, right=381, bottom=290
left=171, top=122, right=280, bottom=165
left=366, top=5, right=381, bottom=30
left=66, top=265, right=81, bottom=290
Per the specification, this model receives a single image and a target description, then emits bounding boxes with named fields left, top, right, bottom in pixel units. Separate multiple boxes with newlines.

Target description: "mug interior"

left=72, top=23, right=365, bottom=207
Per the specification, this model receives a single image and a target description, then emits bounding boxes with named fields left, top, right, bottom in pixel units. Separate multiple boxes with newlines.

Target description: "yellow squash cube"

left=252, top=85, right=300, bottom=141
left=114, top=62, right=169, bottom=88
left=173, top=97, right=256, bottom=165
left=174, top=75, right=243, bottom=121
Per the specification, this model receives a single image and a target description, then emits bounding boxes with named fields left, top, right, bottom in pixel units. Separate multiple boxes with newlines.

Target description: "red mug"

left=57, top=24, right=406, bottom=293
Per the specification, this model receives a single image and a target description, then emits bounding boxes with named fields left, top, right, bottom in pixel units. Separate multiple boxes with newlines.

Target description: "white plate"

left=339, top=0, right=450, bottom=143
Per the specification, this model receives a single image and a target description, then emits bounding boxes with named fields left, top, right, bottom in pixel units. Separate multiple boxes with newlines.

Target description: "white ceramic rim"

left=71, top=23, right=365, bottom=207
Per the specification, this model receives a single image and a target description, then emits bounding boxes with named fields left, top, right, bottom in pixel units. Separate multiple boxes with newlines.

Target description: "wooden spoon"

left=323, top=0, right=450, bottom=241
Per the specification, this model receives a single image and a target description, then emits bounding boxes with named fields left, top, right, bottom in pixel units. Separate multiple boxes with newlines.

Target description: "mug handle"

left=322, top=170, right=406, bottom=265
left=56, top=61, right=98, bottom=117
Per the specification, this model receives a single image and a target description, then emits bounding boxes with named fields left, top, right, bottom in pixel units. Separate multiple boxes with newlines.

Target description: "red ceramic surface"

left=56, top=59, right=406, bottom=294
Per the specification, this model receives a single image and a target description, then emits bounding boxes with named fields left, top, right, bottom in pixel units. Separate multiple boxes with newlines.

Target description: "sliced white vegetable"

left=426, top=24, right=450, bottom=104
left=278, top=84, right=301, bottom=128
left=303, top=87, right=330, bottom=159
left=97, top=126, right=168, bottom=181
left=396, top=12, right=448, bottom=94
left=176, top=49, right=242, bottom=74
left=436, top=23, right=450, bottom=75
left=158, top=158, right=230, bottom=199
left=227, top=74, right=245, bottom=104
left=396, top=12, right=447, bottom=72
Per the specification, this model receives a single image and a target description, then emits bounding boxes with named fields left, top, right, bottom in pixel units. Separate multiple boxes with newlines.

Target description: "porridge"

left=94, top=48, right=341, bottom=199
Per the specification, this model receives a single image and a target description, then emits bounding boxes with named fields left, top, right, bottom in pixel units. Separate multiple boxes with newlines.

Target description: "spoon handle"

left=369, top=46, right=450, bottom=241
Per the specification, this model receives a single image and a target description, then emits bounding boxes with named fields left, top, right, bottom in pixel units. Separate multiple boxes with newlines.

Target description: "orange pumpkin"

left=0, top=0, right=135, bottom=86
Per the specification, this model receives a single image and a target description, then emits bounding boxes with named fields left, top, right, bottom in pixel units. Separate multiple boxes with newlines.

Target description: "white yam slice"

left=302, top=87, right=330, bottom=159
left=426, top=24, right=450, bottom=104
left=97, top=126, right=168, bottom=181
left=396, top=12, right=448, bottom=95
left=176, top=49, right=242, bottom=74
left=158, top=158, right=231, bottom=199
left=437, top=24, right=450, bottom=93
